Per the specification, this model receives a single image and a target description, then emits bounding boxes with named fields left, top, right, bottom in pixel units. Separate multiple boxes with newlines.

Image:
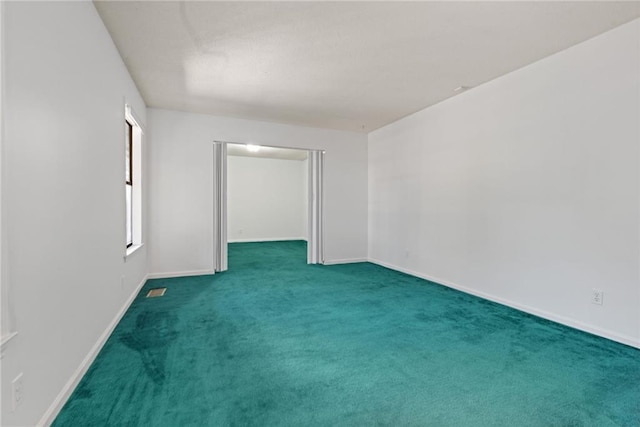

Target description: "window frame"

left=124, top=103, right=143, bottom=258
left=125, top=119, right=133, bottom=248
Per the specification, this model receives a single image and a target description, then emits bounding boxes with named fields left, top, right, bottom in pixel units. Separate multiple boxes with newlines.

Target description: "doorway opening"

left=212, top=142, right=324, bottom=272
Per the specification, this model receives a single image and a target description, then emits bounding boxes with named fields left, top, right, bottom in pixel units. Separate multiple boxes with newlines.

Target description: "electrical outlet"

left=592, top=289, right=604, bottom=305
left=12, top=373, right=23, bottom=411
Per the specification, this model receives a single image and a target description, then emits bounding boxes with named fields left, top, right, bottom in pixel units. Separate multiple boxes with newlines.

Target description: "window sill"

left=125, top=243, right=144, bottom=261
left=1, top=331, right=18, bottom=359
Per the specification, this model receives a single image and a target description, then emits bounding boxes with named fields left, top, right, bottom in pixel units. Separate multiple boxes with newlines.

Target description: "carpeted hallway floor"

left=54, top=241, right=640, bottom=426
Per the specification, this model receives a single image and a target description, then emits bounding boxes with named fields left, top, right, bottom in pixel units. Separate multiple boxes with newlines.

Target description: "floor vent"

left=146, top=288, right=167, bottom=298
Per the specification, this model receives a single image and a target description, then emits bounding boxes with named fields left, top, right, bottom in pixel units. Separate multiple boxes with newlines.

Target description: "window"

left=125, top=120, right=133, bottom=248
left=125, top=104, right=143, bottom=255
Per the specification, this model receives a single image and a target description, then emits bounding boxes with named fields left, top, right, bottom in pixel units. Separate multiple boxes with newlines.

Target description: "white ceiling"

left=95, top=1, right=640, bottom=133
left=227, top=143, right=308, bottom=161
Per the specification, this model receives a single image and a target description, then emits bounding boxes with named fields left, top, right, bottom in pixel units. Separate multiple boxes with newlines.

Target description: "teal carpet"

left=54, top=241, right=640, bottom=426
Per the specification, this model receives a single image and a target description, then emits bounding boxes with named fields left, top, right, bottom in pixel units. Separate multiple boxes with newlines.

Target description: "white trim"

left=228, top=237, right=307, bottom=243
left=38, top=274, right=149, bottom=426
left=124, top=102, right=145, bottom=135
left=124, top=104, right=144, bottom=254
left=368, top=258, right=640, bottom=350
left=323, top=258, right=368, bottom=265
left=212, top=142, right=228, bottom=272
left=124, top=243, right=144, bottom=260
left=307, top=150, right=324, bottom=264
left=214, top=140, right=321, bottom=153
left=147, top=269, right=215, bottom=280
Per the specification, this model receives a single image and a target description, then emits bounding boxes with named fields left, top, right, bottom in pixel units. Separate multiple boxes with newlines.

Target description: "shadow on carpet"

left=53, top=241, right=640, bottom=426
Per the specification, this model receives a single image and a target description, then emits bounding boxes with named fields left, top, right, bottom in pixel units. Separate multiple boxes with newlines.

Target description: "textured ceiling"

left=95, top=1, right=640, bottom=133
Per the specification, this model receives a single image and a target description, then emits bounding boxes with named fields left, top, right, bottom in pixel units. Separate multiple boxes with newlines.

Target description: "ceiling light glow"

left=246, top=144, right=261, bottom=152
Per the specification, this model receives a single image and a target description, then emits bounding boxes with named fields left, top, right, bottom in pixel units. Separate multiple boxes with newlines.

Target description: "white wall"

left=227, top=155, right=307, bottom=242
left=369, top=19, right=640, bottom=348
left=147, top=108, right=367, bottom=276
left=0, top=0, right=10, bottom=343
left=1, top=2, right=148, bottom=425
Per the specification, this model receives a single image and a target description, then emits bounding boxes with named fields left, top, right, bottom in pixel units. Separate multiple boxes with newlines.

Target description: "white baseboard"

left=323, top=258, right=368, bottom=265
left=147, top=269, right=215, bottom=279
left=38, top=274, right=149, bottom=426
left=228, top=237, right=307, bottom=243
left=368, top=258, right=640, bottom=350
